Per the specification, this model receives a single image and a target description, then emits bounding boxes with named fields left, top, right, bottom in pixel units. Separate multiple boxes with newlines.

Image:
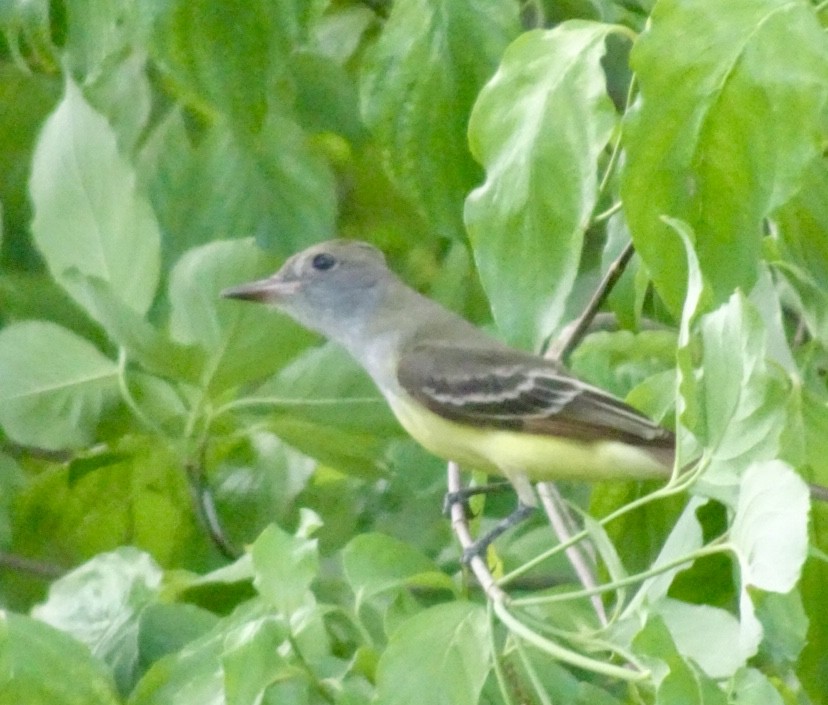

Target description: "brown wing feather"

left=397, top=344, right=675, bottom=452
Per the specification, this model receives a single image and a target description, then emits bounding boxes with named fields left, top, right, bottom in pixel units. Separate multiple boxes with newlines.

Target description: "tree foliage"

left=0, top=0, right=827, bottom=703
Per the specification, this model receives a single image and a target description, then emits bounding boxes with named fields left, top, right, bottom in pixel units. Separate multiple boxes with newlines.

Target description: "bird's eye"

left=311, top=253, right=336, bottom=271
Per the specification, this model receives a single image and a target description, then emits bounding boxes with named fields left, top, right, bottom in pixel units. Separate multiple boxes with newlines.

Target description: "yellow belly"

left=386, top=391, right=670, bottom=483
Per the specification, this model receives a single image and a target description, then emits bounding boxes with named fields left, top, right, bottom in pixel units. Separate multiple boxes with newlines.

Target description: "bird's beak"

left=221, top=276, right=302, bottom=303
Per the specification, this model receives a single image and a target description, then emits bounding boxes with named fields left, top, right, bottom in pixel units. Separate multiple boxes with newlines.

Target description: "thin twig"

left=531, top=242, right=637, bottom=626
left=0, top=551, right=65, bottom=580
left=592, top=201, right=623, bottom=224
left=536, top=483, right=607, bottom=625
left=809, top=482, right=828, bottom=503
left=595, top=75, right=637, bottom=201
left=500, top=464, right=703, bottom=587
left=3, top=442, right=72, bottom=463
left=548, top=241, right=636, bottom=363
left=493, top=599, right=649, bottom=681
left=185, top=446, right=240, bottom=560
left=446, top=461, right=508, bottom=603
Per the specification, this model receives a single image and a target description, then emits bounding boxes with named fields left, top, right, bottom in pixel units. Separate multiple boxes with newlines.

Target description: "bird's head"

left=222, top=239, right=392, bottom=341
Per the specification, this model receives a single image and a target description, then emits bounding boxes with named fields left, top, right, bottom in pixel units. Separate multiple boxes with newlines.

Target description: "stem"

left=500, top=465, right=701, bottom=587
left=514, top=638, right=555, bottom=705
left=596, top=73, right=637, bottom=200
left=0, top=551, right=64, bottom=579
left=592, top=201, right=623, bottom=224
left=212, top=395, right=382, bottom=419
left=597, top=130, right=623, bottom=202
left=488, top=603, right=520, bottom=705
left=446, top=461, right=509, bottom=603
left=536, top=483, right=607, bottom=625
left=184, top=439, right=239, bottom=559
left=287, top=632, right=337, bottom=704
left=514, top=609, right=649, bottom=670
left=511, top=542, right=729, bottom=608
left=117, top=348, right=163, bottom=434
left=493, top=600, right=650, bottom=682
left=551, top=241, right=636, bottom=363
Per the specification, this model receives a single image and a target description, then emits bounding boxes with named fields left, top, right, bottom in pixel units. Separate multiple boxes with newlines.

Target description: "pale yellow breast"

left=385, top=390, right=670, bottom=483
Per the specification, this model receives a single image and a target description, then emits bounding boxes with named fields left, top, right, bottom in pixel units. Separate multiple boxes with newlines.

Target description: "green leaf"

left=609, top=500, right=746, bottom=678
left=569, top=329, right=676, bottom=399
left=222, top=617, right=292, bottom=705
left=212, top=431, right=317, bottom=544
left=251, top=518, right=320, bottom=615
left=0, top=0, right=59, bottom=73
left=150, top=0, right=321, bottom=131
left=168, top=239, right=314, bottom=392
left=137, top=603, right=219, bottom=672
left=657, top=657, right=727, bottom=705
left=84, top=50, right=153, bottom=155
left=753, top=590, right=808, bottom=667
left=29, top=77, right=161, bottom=316
left=139, top=112, right=337, bottom=263
left=799, top=476, right=828, bottom=696
left=186, top=553, right=254, bottom=589
left=625, top=496, right=705, bottom=613
left=728, top=669, right=784, bottom=705
left=361, top=0, right=519, bottom=240
left=626, top=369, right=677, bottom=429
left=0, top=272, right=104, bottom=347
left=130, top=600, right=280, bottom=705
left=266, top=416, right=391, bottom=481
left=667, top=217, right=707, bottom=442
left=465, top=22, right=618, bottom=348
left=376, top=602, right=490, bottom=705
left=731, top=460, right=809, bottom=593
left=694, top=292, right=790, bottom=490
left=62, top=0, right=157, bottom=82
left=653, top=599, right=748, bottom=679
left=33, top=547, right=163, bottom=694
left=622, top=0, right=828, bottom=314
left=0, top=612, right=120, bottom=705
left=310, top=5, right=375, bottom=66
left=633, top=616, right=727, bottom=705
left=746, top=266, right=796, bottom=374
left=343, top=533, right=455, bottom=606
left=0, top=65, right=60, bottom=265
left=291, top=51, right=366, bottom=142
left=799, top=387, right=828, bottom=490
left=65, top=271, right=205, bottom=383
left=0, top=321, right=118, bottom=449
left=253, top=342, right=397, bottom=436
left=11, top=437, right=202, bottom=569
left=247, top=342, right=401, bottom=479
left=769, top=255, right=828, bottom=355
left=771, top=161, right=828, bottom=348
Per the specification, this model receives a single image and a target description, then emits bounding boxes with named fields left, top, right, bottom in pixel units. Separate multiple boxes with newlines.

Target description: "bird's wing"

left=396, top=343, right=673, bottom=448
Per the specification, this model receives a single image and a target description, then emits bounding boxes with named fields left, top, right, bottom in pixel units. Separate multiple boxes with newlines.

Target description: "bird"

left=221, top=239, right=676, bottom=517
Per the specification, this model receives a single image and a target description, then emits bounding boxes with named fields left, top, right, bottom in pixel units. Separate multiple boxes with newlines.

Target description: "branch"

left=536, top=483, right=607, bottom=625
left=446, top=461, right=508, bottom=603
left=546, top=240, right=636, bottom=362
left=0, top=551, right=65, bottom=580
left=184, top=450, right=240, bottom=560
left=3, top=442, right=72, bottom=463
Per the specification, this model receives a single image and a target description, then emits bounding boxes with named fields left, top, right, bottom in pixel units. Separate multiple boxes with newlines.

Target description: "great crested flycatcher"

left=222, top=239, right=675, bottom=507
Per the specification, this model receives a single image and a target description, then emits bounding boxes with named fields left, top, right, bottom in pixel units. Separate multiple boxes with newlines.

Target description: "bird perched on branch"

left=222, top=239, right=675, bottom=512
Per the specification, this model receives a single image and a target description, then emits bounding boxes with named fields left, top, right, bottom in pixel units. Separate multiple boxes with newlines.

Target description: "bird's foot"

left=460, top=502, right=536, bottom=565
left=442, top=481, right=514, bottom=516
